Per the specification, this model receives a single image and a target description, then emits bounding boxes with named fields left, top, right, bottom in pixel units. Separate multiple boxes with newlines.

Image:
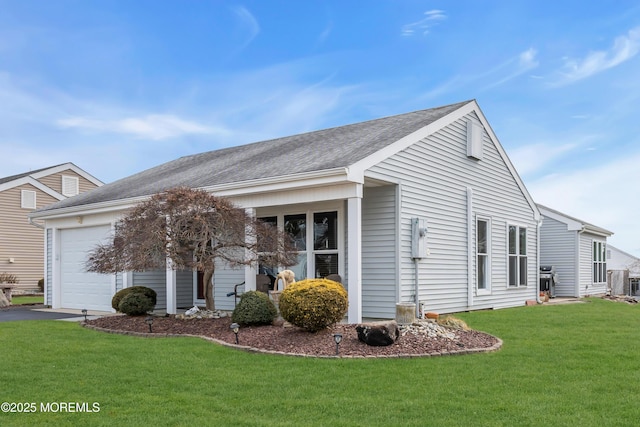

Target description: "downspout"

left=29, top=217, right=45, bottom=229
left=467, top=187, right=474, bottom=309
left=536, top=218, right=542, bottom=304
left=577, top=226, right=586, bottom=297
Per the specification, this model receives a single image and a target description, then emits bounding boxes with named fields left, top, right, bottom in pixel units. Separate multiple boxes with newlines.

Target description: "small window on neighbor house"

left=466, top=119, right=483, bottom=160
left=21, top=190, right=36, bottom=209
left=62, top=175, right=79, bottom=197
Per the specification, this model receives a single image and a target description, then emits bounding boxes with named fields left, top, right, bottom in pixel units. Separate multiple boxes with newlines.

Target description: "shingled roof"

left=0, top=164, right=66, bottom=185
left=34, top=100, right=471, bottom=214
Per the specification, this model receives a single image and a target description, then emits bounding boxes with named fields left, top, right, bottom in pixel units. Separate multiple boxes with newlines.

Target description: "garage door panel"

left=60, top=226, right=113, bottom=311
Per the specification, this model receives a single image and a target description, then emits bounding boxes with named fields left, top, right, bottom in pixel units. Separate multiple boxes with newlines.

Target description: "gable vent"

left=466, top=119, right=483, bottom=160
left=62, top=175, right=79, bottom=197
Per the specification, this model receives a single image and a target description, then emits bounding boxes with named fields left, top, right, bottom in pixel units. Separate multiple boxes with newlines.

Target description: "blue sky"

left=1, top=1, right=640, bottom=255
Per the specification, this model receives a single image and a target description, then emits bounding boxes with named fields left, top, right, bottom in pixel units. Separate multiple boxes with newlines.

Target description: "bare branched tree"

left=86, top=187, right=298, bottom=310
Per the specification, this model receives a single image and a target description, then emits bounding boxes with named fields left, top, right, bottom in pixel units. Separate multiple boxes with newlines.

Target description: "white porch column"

left=245, top=208, right=257, bottom=291
left=166, top=259, right=177, bottom=314
left=347, top=192, right=363, bottom=323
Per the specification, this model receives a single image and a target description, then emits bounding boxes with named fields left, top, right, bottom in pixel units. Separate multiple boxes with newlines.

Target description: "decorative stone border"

left=82, top=323, right=503, bottom=359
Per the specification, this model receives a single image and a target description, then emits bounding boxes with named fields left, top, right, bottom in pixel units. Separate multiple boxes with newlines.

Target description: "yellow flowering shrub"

left=278, top=278, right=348, bottom=332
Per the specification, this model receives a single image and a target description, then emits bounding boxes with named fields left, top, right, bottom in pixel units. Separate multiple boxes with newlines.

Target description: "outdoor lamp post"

left=332, top=333, right=343, bottom=355
left=145, top=316, right=154, bottom=333
left=81, top=309, right=88, bottom=322
left=230, top=323, right=240, bottom=344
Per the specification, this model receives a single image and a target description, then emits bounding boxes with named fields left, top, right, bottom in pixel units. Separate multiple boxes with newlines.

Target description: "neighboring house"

left=0, top=163, right=103, bottom=292
left=606, top=245, right=640, bottom=296
left=538, top=204, right=613, bottom=298
left=30, top=100, right=541, bottom=322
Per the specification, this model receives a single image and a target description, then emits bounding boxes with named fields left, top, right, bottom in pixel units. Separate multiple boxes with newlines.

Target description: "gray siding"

left=115, top=273, right=123, bottom=294
left=539, top=216, right=577, bottom=297
left=214, top=266, right=245, bottom=311
left=367, top=112, right=538, bottom=314
left=362, top=185, right=397, bottom=319
left=132, top=270, right=167, bottom=309
left=177, top=270, right=194, bottom=308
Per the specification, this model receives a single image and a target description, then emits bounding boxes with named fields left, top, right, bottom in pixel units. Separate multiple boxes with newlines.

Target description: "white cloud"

left=57, top=114, right=225, bottom=140
left=509, top=141, right=577, bottom=176
left=231, top=5, right=260, bottom=50
left=552, top=26, right=640, bottom=86
left=527, top=151, right=640, bottom=256
left=401, top=10, right=446, bottom=36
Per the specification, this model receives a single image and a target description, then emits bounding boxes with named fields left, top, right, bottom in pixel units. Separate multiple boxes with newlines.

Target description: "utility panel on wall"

left=411, top=217, right=428, bottom=259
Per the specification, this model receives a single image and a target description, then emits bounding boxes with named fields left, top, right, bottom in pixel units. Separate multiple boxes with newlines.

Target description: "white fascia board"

left=28, top=195, right=149, bottom=221
left=0, top=176, right=65, bottom=200
left=201, top=167, right=350, bottom=197
left=31, top=163, right=105, bottom=186
left=29, top=168, right=353, bottom=220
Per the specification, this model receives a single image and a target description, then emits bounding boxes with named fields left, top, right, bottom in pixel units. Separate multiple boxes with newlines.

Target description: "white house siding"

left=539, top=215, right=577, bottom=297
left=132, top=270, right=167, bottom=309
left=366, top=112, right=538, bottom=314
left=362, top=185, right=398, bottom=319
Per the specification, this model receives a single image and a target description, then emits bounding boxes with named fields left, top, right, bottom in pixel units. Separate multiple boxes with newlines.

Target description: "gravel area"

left=85, top=315, right=501, bottom=358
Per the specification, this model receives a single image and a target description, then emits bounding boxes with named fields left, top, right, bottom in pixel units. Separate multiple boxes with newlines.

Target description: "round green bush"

left=278, top=278, right=348, bottom=332
left=112, top=286, right=157, bottom=311
left=118, top=292, right=155, bottom=316
left=232, top=291, right=278, bottom=325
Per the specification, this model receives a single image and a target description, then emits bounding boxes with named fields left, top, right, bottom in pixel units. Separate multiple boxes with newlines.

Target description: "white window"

left=21, top=190, right=36, bottom=209
left=476, top=218, right=490, bottom=292
left=593, top=241, right=606, bottom=284
left=62, top=175, right=79, bottom=197
left=258, top=208, right=342, bottom=282
left=508, top=225, right=527, bottom=287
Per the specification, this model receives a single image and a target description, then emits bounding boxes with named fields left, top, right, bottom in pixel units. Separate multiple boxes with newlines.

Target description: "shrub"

left=37, top=278, right=44, bottom=292
left=118, top=292, right=155, bottom=316
left=279, top=278, right=348, bottom=332
left=232, top=291, right=278, bottom=325
left=112, top=286, right=157, bottom=312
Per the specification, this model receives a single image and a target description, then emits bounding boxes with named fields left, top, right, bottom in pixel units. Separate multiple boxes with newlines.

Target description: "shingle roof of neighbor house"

left=0, top=164, right=66, bottom=185
left=33, top=100, right=471, bottom=214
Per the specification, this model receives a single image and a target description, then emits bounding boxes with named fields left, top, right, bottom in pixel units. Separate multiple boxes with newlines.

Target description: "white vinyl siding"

left=362, top=185, right=397, bottom=319
left=366, top=111, right=538, bottom=314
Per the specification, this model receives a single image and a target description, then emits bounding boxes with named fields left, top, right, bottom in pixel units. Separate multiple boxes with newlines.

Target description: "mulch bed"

left=85, top=315, right=502, bottom=358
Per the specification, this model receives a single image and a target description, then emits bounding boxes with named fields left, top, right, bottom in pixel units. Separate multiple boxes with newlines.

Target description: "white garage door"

left=60, top=225, right=113, bottom=311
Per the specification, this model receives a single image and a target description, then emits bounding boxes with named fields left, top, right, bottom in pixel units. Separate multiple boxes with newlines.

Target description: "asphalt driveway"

left=0, top=305, right=85, bottom=322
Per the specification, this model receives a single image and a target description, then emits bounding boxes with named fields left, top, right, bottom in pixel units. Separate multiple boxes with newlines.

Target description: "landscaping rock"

left=175, top=309, right=229, bottom=319
left=355, top=320, right=400, bottom=346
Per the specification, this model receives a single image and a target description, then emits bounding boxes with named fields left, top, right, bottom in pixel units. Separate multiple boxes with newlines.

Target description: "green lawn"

left=9, top=295, right=44, bottom=305
left=1, top=298, right=639, bottom=426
